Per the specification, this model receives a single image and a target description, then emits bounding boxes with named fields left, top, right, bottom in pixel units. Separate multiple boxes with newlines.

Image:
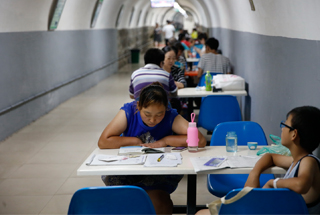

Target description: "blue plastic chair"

left=219, top=188, right=309, bottom=214
left=197, top=96, right=242, bottom=132
left=68, top=186, right=156, bottom=215
left=197, top=72, right=220, bottom=87
left=207, top=121, right=275, bottom=197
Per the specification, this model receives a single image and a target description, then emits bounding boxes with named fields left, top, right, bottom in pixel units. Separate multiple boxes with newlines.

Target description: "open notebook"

left=190, top=155, right=261, bottom=172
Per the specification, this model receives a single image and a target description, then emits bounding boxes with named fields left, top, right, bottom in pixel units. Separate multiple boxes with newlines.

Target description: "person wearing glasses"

left=197, top=106, right=320, bottom=215
left=244, top=106, right=320, bottom=214
left=196, top=106, right=320, bottom=215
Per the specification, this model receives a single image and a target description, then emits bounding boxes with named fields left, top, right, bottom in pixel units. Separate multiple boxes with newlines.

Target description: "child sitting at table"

left=98, top=82, right=206, bottom=214
left=245, top=106, right=320, bottom=214
left=196, top=106, right=320, bottom=215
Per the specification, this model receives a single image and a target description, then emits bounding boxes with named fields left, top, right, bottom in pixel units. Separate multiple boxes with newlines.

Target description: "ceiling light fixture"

left=174, top=2, right=188, bottom=18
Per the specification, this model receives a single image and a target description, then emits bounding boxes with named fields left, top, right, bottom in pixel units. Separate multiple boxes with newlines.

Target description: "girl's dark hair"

left=198, top=32, right=208, bottom=41
left=287, top=106, right=320, bottom=153
left=173, top=42, right=185, bottom=52
left=138, top=82, right=168, bottom=110
left=162, top=46, right=178, bottom=56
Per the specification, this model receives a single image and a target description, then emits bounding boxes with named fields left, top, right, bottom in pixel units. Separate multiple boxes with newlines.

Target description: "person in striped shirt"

left=129, top=48, right=177, bottom=100
left=197, top=37, right=232, bottom=79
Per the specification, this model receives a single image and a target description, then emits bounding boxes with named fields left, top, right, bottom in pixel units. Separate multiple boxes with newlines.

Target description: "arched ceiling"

left=96, top=0, right=210, bottom=29
left=0, top=0, right=319, bottom=40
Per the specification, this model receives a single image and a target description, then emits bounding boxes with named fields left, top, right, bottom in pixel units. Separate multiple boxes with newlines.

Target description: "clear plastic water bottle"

left=226, top=131, right=238, bottom=152
left=192, top=50, right=197, bottom=58
left=205, top=71, right=212, bottom=91
left=187, top=113, right=199, bottom=152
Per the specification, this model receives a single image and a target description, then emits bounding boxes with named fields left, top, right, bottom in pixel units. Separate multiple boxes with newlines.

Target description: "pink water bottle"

left=186, top=113, right=199, bottom=152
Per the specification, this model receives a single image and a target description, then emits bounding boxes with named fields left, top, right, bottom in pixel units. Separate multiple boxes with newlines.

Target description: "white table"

left=177, top=87, right=247, bottom=98
left=77, top=146, right=285, bottom=214
left=186, top=58, right=200, bottom=63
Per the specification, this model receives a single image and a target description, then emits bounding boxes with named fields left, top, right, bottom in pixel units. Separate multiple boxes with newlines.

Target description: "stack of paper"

left=86, top=154, right=147, bottom=166
left=226, top=156, right=261, bottom=168
left=144, top=153, right=182, bottom=167
left=190, top=155, right=261, bottom=172
left=118, top=146, right=167, bottom=155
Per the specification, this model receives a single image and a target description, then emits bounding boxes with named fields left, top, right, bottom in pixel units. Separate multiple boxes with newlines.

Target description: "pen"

left=157, top=154, right=164, bottom=162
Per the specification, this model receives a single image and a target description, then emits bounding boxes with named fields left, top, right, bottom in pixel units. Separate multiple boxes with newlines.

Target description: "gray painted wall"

left=0, top=29, right=119, bottom=141
left=210, top=28, right=320, bottom=150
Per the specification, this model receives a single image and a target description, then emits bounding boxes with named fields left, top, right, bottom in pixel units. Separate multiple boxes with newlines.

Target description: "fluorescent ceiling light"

left=174, top=2, right=188, bottom=18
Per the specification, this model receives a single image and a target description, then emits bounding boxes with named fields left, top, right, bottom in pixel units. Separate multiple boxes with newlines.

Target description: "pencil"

left=157, top=154, right=164, bottom=162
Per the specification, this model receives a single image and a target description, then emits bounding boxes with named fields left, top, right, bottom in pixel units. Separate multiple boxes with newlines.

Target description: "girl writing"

left=98, top=82, right=206, bottom=214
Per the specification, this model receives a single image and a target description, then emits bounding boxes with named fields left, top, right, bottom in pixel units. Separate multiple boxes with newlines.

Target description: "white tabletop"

left=177, top=87, right=247, bottom=98
left=77, top=146, right=285, bottom=176
left=186, top=58, right=200, bottom=62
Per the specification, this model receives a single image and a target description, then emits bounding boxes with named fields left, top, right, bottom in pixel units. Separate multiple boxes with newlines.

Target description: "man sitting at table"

left=129, top=48, right=177, bottom=100
left=197, top=37, right=232, bottom=79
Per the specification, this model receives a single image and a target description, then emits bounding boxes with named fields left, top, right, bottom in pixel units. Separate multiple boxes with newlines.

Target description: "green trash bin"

left=130, top=49, right=140, bottom=64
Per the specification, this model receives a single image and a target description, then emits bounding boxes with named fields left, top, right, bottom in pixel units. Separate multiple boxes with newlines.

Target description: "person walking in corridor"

left=162, top=20, right=175, bottom=46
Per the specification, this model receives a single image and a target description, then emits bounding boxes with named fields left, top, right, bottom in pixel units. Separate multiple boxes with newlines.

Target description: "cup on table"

left=247, top=142, right=258, bottom=150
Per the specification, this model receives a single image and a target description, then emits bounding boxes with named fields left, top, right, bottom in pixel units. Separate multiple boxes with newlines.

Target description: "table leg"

left=187, top=98, right=194, bottom=119
left=187, top=174, right=197, bottom=215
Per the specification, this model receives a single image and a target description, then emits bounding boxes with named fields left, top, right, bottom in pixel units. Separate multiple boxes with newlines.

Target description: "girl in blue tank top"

left=98, top=82, right=206, bottom=214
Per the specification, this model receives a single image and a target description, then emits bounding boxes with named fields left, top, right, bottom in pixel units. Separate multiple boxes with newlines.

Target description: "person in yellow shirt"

left=191, top=28, right=198, bottom=40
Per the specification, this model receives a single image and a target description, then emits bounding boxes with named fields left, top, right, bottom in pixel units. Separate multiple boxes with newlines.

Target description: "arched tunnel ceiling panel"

left=95, top=0, right=127, bottom=29
left=137, top=4, right=151, bottom=27
left=127, top=0, right=149, bottom=28
left=203, top=0, right=220, bottom=28
left=0, top=0, right=52, bottom=32
left=160, top=8, right=174, bottom=25
left=149, top=8, right=167, bottom=26
left=203, top=0, right=320, bottom=40
left=117, top=0, right=138, bottom=29
left=182, top=7, right=199, bottom=24
left=178, top=0, right=208, bottom=27
left=58, top=0, right=96, bottom=30
left=163, top=10, right=179, bottom=25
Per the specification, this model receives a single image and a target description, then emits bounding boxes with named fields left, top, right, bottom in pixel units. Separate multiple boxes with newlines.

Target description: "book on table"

left=190, top=155, right=262, bottom=173
left=118, top=146, right=167, bottom=155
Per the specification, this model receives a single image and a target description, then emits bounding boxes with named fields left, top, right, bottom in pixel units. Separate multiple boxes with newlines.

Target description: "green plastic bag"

left=257, top=134, right=291, bottom=156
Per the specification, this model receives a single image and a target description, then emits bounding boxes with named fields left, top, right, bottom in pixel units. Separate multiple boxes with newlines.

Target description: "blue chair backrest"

left=68, top=186, right=156, bottom=215
left=198, top=96, right=242, bottom=132
left=210, top=121, right=267, bottom=146
left=197, top=72, right=220, bottom=87
left=219, top=188, right=309, bottom=214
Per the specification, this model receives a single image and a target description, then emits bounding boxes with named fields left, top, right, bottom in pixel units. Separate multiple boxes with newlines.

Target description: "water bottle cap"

left=227, top=131, right=237, bottom=136
left=189, top=122, right=197, bottom=127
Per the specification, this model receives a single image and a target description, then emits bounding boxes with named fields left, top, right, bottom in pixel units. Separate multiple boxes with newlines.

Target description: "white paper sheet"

left=144, top=153, right=182, bottom=167
left=226, top=156, right=261, bottom=168
left=86, top=154, right=147, bottom=166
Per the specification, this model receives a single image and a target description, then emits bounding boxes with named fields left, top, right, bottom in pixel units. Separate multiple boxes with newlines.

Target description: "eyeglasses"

left=280, top=121, right=295, bottom=131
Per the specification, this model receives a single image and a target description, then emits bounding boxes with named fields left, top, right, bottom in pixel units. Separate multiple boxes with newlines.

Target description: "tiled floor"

left=0, top=57, right=216, bottom=214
